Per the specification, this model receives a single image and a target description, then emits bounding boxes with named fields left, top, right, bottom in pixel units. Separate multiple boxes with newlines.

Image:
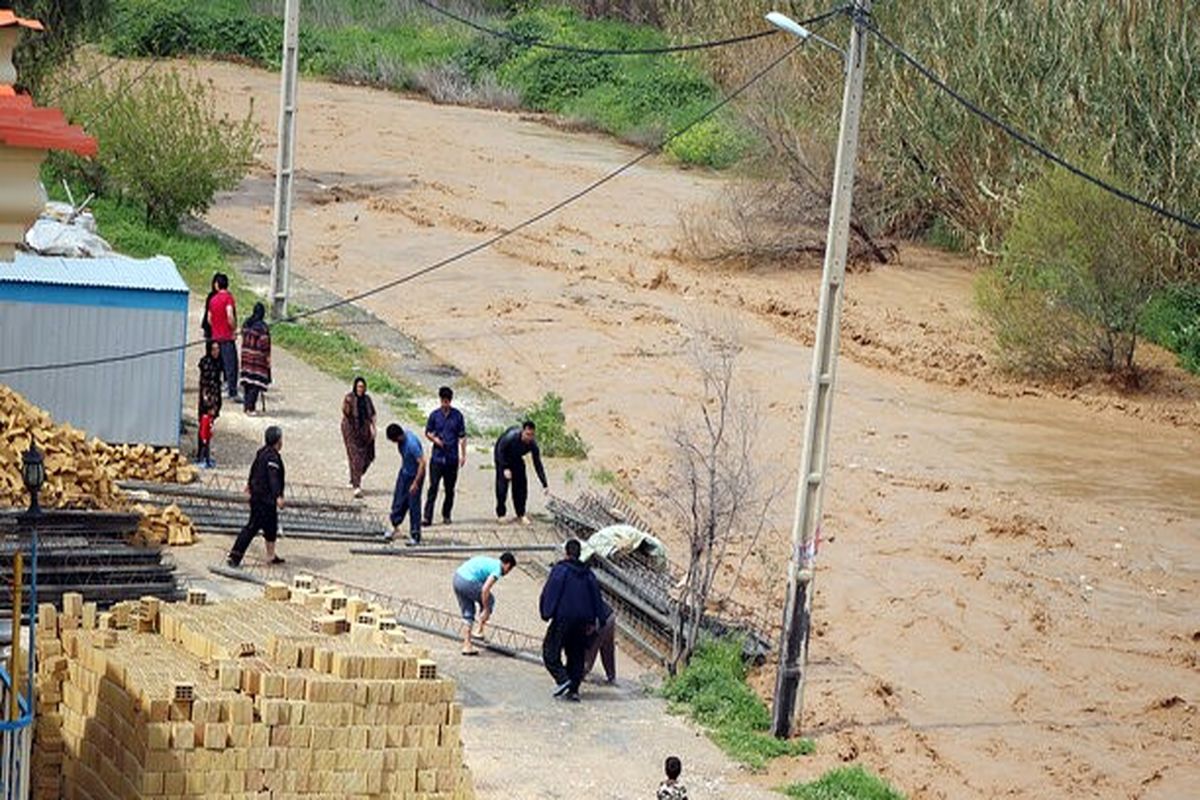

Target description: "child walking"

left=657, top=756, right=688, bottom=800
left=197, top=402, right=216, bottom=469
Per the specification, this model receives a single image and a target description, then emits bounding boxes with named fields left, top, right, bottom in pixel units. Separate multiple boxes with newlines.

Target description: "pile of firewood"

left=132, top=503, right=196, bottom=546
left=0, top=386, right=196, bottom=545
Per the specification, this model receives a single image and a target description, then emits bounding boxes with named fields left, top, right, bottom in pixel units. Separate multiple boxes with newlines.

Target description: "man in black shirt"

left=227, top=426, right=286, bottom=567
left=493, top=420, right=548, bottom=524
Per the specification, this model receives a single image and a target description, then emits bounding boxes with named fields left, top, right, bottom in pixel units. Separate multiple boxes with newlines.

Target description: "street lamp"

left=767, top=1, right=872, bottom=739
left=22, top=440, right=44, bottom=515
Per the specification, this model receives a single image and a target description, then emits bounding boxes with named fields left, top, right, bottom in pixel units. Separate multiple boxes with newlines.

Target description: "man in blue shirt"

left=453, top=552, right=516, bottom=655
left=385, top=423, right=426, bottom=545
left=423, top=386, right=467, bottom=527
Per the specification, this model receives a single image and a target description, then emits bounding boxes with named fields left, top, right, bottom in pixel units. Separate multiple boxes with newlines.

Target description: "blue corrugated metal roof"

left=0, top=251, right=189, bottom=293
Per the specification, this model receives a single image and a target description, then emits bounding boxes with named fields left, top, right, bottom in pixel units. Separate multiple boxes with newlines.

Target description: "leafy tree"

left=12, top=0, right=111, bottom=93
left=977, top=164, right=1178, bottom=380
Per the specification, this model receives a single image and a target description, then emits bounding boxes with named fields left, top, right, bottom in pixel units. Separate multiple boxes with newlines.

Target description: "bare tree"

left=661, top=322, right=776, bottom=673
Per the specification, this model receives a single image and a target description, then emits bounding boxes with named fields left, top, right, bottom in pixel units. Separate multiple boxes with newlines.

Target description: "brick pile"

left=32, top=580, right=475, bottom=799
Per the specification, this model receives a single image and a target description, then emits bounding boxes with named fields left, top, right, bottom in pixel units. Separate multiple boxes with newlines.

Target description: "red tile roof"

left=0, top=10, right=43, bottom=30
left=0, top=94, right=96, bottom=156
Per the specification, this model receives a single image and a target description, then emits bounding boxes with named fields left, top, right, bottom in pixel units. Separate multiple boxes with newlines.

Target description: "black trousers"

left=495, top=462, right=529, bottom=517
left=218, top=340, right=239, bottom=397
left=542, top=617, right=590, bottom=692
left=423, top=461, right=459, bottom=523
left=243, top=384, right=261, bottom=412
left=196, top=435, right=210, bottom=463
left=229, top=501, right=277, bottom=564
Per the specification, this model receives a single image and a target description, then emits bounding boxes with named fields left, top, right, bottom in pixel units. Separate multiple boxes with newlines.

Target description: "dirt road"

left=185, top=60, right=1200, bottom=798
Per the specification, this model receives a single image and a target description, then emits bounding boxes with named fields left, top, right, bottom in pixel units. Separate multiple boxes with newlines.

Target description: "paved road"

left=172, top=295, right=780, bottom=799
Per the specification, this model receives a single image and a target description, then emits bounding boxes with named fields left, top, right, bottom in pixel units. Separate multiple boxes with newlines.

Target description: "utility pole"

left=269, top=0, right=300, bottom=320
left=771, top=0, right=871, bottom=739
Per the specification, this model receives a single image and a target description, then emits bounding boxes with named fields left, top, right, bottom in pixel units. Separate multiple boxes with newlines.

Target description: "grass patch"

left=1141, top=287, right=1200, bottom=374
left=100, top=0, right=744, bottom=168
left=781, top=766, right=905, bottom=800
left=520, top=392, right=587, bottom=459
left=661, top=638, right=813, bottom=769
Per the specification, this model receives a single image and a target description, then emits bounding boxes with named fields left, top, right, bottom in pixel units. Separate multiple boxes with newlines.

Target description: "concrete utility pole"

left=771, top=0, right=872, bottom=739
left=269, top=0, right=301, bottom=320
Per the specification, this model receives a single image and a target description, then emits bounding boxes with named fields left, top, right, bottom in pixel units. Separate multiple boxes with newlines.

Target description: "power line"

left=0, top=32, right=822, bottom=378
left=79, top=56, right=161, bottom=128
left=413, top=0, right=847, bottom=56
left=865, top=21, right=1200, bottom=233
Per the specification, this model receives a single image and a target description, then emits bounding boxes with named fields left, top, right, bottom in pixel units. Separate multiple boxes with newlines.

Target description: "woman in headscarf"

left=341, top=376, right=376, bottom=498
left=239, top=302, right=272, bottom=414
left=198, top=339, right=224, bottom=419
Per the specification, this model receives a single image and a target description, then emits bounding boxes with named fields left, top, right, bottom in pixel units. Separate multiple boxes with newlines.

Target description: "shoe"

left=605, top=675, right=617, bottom=684
left=353, top=487, right=364, bottom=499
left=405, top=536, right=420, bottom=547
left=421, top=519, right=433, bottom=527
left=471, top=630, right=488, bottom=642
left=442, top=517, right=452, bottom=525
left=269, top=556, right=285, bottom=565
left=205, top=459, right=215, bottom=469
left=461, top=648, right=480, bottom=656
left=225, top=557, right=240, bottom=568
left=518, top=516, right=532, bottom=526
left=564, top=691, right=581, bottom=703
left=552, top=680, right=571, bottom=697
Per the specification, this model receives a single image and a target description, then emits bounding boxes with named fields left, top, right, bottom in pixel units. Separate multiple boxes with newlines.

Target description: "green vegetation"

left=99, top=0, right=743, bottom=167
left=520, top=392, right=587, bottom=459
left=781, top=766, right=905, bottom=800
left=976, top=164, right=1172, bottom=378
left=661, top=638, right=813, bottom=769
left=49, top=66, right=257, bottom=227
left=12, top=0, right=111, bottom=92
left=271, top=322, right=421, bottom=420
left=1142, top=288, right=1200, bottom=375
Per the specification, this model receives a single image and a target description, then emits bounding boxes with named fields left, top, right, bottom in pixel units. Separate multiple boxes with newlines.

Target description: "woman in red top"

left=205, top=273, right=239, bottom=400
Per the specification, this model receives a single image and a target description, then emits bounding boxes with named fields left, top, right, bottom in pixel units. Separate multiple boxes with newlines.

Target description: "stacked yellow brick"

left=33, top=581, right=475, bottom=800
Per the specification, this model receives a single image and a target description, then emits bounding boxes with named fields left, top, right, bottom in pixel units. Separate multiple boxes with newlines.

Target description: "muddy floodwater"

left=168, top=58, right=1200, bottom=799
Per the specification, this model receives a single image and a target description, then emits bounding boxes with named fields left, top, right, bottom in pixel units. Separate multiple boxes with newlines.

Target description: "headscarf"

left=353, top=376, right=369, bottom=428
left=244, top=301, right=267, bottom=331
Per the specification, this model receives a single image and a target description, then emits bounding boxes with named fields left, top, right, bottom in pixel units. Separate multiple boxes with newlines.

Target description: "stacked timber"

left=0, top=385, right=197, bottom=544
left=33, top=581, right=475, bottom=800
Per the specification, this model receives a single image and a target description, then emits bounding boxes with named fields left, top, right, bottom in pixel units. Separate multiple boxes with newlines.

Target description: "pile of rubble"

left=0, top=385, right=196, bottom=544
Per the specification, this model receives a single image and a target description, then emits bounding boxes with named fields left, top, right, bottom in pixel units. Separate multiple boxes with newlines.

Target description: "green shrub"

left=1142, top=287, right=1200, bottom=374
left=664, top=113, right=745, bottom=168
left=520, top=392, right=587, bottom=459
left=782, top=765, right=906, bottom=800
left=976, top=163, right=1172, bottom=378
left=662, top=638, right=813, bottom=769
left=53, top=67, right=258, bottom=228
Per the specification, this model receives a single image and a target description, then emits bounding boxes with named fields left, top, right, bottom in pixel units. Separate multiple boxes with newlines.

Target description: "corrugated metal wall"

left=0, top=300, right=186, bottom=445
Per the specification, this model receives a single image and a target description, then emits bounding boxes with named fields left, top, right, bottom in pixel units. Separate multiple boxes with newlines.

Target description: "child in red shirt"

left=197, top=403, right=215, bottom=469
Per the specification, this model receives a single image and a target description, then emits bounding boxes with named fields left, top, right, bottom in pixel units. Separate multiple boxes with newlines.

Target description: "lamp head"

left=765, top=11, right=813, bottom=40
left=22, top=439, right=45, bottom=494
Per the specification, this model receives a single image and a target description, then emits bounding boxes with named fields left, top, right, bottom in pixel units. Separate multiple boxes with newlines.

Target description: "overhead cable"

left=0, top=34, right=817, bottom=377
left=866, top=21, right=1200, bottom=233
left=413, top=0, right=848, bottom=56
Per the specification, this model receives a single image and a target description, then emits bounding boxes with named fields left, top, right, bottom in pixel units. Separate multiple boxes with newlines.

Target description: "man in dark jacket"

left=539, top=538, right=603, bottom=702
left=227, top=426, right=286, bottom=567
left=494, top=420, right=548, bottom=524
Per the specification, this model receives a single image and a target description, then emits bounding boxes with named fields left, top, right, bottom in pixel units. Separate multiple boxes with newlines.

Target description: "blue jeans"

left=390, top=472, right=423, bottom=540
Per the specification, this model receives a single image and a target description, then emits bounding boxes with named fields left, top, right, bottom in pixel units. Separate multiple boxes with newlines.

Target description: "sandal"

left=460, top=648, right=480, bottom=656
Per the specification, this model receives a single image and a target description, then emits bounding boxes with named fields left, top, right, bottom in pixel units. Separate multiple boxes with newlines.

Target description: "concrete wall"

left=0, top=290, right=187, bottom=445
